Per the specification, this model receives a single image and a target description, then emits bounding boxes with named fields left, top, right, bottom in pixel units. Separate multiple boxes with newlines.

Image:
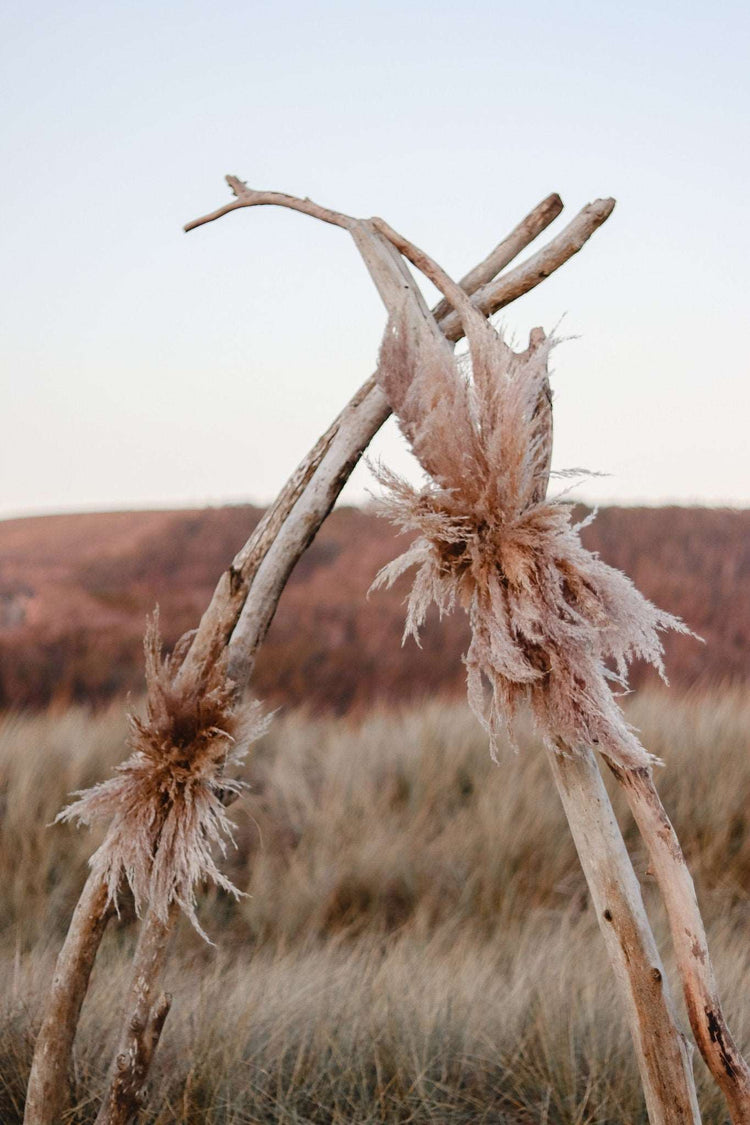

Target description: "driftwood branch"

left=431, top=192, right=563, bottom=322
left=94, top=906, right=176, bottom=1125
left=438, top=196, right=616, bottom=341
left=89, top=210, right=436, bottom=1124
left=24, top=873, right=112, bottom=1122
left=609, top=762, right=750, bottom=1123
left=184, top=176, right=358, bottom=233
left=549, top=745, right=700, bottom=1123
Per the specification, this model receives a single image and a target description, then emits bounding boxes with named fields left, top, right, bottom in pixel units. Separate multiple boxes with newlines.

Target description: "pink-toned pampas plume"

left=58, top=615, right=270, bottom=939
left=372, top=306, right=694, bottom=769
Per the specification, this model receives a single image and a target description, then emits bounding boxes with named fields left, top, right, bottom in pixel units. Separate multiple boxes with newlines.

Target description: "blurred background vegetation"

left=1, top=691, right=749, bottom=1122
left=0, top=504, right=747, bottom=713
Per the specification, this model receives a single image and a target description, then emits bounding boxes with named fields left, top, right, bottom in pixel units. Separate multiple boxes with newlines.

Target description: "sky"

left=2, top=0, right=749, bottom=518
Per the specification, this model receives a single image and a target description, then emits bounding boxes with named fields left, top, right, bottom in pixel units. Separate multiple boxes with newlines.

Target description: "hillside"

left=0, top=504, right=747, bottom=711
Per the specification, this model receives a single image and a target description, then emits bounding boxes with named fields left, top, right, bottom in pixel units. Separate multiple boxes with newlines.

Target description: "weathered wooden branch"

left=608, top=761, right=750, bottom=1123
left=431, top=192, right=563, bottom=323
left=23, top=873, right=112, bottom=1123
left=32, top=177, right=730, bottom=1125
left=94, top=905, right=176, bottom=1125
left=183, top=177, right=356, bottom=233
left=437, top=196, right=616, bottom=342
left=549, top=745, right=700, bottom=1124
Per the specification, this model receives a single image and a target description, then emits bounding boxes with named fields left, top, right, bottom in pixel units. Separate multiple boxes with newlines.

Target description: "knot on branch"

left=372, top=305, right=696, bottom=767
left=103, top=993, right=172, bottom=1124
left=57, top=615, right=271, bottom=939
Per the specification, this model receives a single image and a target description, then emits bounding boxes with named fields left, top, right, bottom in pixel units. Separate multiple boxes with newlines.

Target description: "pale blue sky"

left=2, top=0, right=748, bottom=517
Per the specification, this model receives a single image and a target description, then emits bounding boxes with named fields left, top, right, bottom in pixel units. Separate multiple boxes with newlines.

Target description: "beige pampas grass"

left=58, top=615, right=269, bottom=938
left=372, top=307, right=694, bottom=769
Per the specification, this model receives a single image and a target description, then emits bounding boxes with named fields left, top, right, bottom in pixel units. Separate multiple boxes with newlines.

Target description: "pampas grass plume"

left=372, top=307, right=695, bottom=769
left=58, top=615, right=270, bottom=939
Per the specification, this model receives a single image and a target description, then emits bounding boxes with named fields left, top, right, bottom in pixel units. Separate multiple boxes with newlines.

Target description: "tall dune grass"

left=1, top=690, right=749, bottom=1122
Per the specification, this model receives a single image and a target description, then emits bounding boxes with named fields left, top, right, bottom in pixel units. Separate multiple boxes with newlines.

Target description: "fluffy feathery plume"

left=372, top=306, right=694, bottom=768
left=58, top=615, right=270, bottom=939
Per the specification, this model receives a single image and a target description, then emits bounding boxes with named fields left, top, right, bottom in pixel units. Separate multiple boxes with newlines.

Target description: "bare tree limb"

left=24, top=874, right=113, bottom=1124
left=88, top=197, right=440, bottom=1125
left=608, top=762, right=750, bottom=1123
left=432, top=192, right=563, bottom=322
left=94, top=907, right=176, bottom=1125
left=226, top=376, right=392, bottom=682
left=182, top=177, right=750, bottom=1125
left=370, top=214, right=490, bottom=334
left=175, top=383, right=376, bottom=687
left=437, top=197, right=615, bottom=341
left=184, top=176, right=358, bottom=233
left=548, top=744, right=700, bottom=1124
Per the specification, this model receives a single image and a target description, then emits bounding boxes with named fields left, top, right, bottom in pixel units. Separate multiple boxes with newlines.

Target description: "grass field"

left=1, top=690, right=749, bottom=1122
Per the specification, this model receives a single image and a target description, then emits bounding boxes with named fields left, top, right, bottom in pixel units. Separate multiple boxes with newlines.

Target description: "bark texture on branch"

left=548, top=745, right=700, bottom=1124
left=226, top=378, right=392, bottom=681
left=94, top=906, right=176, bottom=1125
left=608, top=762, right=750, bottom=1123
left=431, top=192, right=563, bottom=322
left=174, top=380, right=375, bottom=688
left=24, top=873, right=112, bottom=1125
left=438, top=197, right=615, bottom=341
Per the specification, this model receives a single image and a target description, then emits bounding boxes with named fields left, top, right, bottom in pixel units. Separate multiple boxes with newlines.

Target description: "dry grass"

left=1, top=689, right=749, bottom=1122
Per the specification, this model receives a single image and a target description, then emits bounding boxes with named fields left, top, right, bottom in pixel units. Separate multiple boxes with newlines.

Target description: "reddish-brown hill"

left=0, top=504, right=747, bottom=712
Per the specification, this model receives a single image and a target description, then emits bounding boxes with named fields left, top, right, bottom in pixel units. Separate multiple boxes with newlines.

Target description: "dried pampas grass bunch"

left=372, top=306, right=693, bottom=769
left=59, top=615, right=269, bottom=938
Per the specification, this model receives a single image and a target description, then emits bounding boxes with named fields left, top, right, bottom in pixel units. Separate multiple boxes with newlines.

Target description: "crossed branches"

left=23, top=180, right=750, bottom=1125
